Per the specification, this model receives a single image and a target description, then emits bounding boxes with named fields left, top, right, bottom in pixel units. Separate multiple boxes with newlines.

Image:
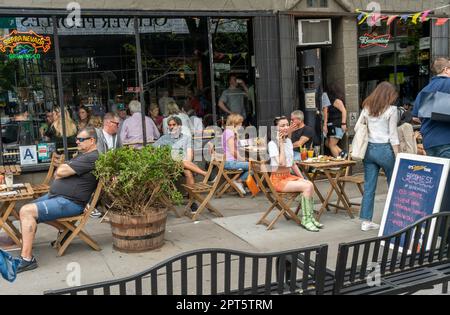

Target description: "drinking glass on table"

left=5, top=172, right=13, bottom=191
left=307, top=149, right=314, bottom=159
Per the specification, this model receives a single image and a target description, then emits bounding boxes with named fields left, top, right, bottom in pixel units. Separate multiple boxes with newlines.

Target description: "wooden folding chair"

left=215, top=168, right=245, bottom=198
left=251, top=161, right=302, bottom=230
left=182, top=153, right=225, bottom=221
left=50, top=182, right=103, bottom=256
left=32, top=153, right=65, bottom=198
left=337, top=155, right=364, bottom=213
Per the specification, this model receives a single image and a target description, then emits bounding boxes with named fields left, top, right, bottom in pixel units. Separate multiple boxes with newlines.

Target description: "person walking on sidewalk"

left=413, top=57, right=450, bottom=159
left=357, top=82, right=400, bottom=232
left=268, top=116, right=323, bottom=232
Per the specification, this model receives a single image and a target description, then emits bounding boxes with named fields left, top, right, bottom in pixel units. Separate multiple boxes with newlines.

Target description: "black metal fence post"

left=134, top=17, right=147, bottom=146
left=52, top=16, right=68, bottom=160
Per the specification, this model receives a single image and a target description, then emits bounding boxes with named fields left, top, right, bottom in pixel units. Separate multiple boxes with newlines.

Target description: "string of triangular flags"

left=356, top=3, right=450, bottom=26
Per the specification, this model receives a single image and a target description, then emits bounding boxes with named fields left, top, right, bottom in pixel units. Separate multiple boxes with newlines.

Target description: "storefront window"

left=358, top=19, right=431, bottom=106
left=0, top=17, right=58, bottom=167
left=140, top=17, right=254, bottom=127
left=211, top=18, right=254, bottom=126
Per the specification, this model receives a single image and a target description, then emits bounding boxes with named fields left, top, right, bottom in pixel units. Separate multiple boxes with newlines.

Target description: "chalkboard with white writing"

left=379, top=154, right=450, bottom=251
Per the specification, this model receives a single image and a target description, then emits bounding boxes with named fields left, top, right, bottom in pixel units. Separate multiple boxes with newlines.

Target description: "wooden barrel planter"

left=109, top=208, right=167, bottom=253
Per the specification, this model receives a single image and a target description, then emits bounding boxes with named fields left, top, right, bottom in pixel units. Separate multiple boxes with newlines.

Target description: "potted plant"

left=94, top=145, right=183, bottom=253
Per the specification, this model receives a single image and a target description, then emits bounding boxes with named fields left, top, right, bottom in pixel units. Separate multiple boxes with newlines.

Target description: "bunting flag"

left=436, top=18, right=449, bottom=26
left=411, top=12, right=422, bottom=24
left=421, top=10, right=431, bottom=22
left=387, top=15, right=399, bottom=25
left=356, top=4, right=450, bottom=27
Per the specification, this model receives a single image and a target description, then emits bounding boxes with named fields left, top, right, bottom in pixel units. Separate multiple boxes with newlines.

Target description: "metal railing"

left=44, top=245, right=329, bottom=295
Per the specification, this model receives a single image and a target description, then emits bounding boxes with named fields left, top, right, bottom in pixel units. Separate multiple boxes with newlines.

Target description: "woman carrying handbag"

left=357, top=82, right=400, bottom=232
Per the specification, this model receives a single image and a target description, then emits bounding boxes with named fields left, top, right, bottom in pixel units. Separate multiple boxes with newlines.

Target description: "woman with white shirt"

left=357, top=82, right=400, bottom=232
left=268, top=116, right=323, bottom=232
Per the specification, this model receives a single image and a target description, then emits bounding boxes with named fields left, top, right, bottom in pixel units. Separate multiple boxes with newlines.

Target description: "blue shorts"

left=35, top=194, right=84, bottom=223
left=329, top=127, right=345, bottom=140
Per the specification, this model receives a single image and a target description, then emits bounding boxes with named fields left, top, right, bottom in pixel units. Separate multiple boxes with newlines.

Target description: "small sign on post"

left=349, top=112, right=358, bottom=127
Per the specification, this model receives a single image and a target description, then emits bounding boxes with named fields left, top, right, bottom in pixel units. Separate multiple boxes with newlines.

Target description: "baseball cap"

left=117, top=103, right=126, bottom=111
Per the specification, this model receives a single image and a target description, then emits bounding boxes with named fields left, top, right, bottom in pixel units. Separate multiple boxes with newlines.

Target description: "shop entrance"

left=297, top=47, right=324, bottom=151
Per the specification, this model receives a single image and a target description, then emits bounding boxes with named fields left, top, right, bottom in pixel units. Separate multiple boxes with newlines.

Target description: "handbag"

left=431, top=92, right=450, bottom=122
left=245, top=161, right=260, bottom=197
left=418, top=91, right=450, bottom=122
left=351, top=111, right=369, bottom=161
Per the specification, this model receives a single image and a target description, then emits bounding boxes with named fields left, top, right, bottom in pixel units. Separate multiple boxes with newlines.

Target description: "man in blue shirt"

left=413, top=57, right=450, bottom=158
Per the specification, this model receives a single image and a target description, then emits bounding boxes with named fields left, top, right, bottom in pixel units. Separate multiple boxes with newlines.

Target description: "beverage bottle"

left=301, top=146, right=307, bottom=161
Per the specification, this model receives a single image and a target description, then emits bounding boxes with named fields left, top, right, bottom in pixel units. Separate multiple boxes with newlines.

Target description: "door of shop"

left=297, top=48, right=323, bottom=148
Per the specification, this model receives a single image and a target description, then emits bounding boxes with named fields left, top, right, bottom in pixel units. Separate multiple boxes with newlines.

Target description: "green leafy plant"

left=94, top=146, right=184, bottom=216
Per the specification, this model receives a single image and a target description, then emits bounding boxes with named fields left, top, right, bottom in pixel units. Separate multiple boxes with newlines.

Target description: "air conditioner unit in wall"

left=298, top=19, right=332, bottom=46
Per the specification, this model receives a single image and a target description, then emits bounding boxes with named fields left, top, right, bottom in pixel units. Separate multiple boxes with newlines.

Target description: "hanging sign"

left=359, top=33, right=391, bottom=48
left=0, top=30, right=51, bottom=60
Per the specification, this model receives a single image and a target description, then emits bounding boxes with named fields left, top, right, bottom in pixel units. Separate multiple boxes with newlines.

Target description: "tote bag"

left=351, top=111, right=369, bottom=161
left=0, top=249, right=20, bottom=282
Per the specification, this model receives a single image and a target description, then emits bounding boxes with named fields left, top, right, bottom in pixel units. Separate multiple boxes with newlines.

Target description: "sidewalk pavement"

left=0, top=175, right=445, bottom=295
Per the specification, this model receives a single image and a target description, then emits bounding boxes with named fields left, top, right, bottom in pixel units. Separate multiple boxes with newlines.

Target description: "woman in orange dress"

left=268, top=116, right=323, bottom=232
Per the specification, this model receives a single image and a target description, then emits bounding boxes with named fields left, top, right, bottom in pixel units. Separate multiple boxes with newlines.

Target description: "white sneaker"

left=90, top=208, right=103, bottom=219
left=233, top=181, right=246, bottom=195
left=361, top=221, right=380, bottom=232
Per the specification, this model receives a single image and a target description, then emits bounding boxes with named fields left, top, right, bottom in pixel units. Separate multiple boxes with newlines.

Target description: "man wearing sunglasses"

left=15, top=127, right=99, bottom=273
left=96, top=112, right=122, bottom=154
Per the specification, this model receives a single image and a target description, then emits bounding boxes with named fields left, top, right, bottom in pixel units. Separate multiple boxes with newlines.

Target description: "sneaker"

left=233, top=181, right=246, bottom=195
left=190, top=203, right=199, bottom=213
left=90, top=208, right=103, bottom=219
left=16, top=256, right=38, bottom=274
left=361, top=221, right=380, bottom=232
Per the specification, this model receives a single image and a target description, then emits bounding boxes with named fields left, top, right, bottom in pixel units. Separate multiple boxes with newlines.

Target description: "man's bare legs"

left=19, top=203, right=39, bottom=259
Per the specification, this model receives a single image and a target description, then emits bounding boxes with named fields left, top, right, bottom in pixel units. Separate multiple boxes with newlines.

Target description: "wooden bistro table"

left=297, top=159, right=357, bottom=221
left=0, top=183, right=34, bottom=246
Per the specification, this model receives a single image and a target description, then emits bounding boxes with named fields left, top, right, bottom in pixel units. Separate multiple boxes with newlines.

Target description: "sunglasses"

left=110, top=121, right=120, bottom=126
left=76, top=137, right=93, bottom=143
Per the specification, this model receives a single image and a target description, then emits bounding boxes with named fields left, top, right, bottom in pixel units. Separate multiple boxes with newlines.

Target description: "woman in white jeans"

left=357, top=81, right=400, bottom=231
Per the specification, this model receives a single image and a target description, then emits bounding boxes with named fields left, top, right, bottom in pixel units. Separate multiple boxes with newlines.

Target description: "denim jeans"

left=35, top=194, right=84, bottom=223
left=360, top=143, right=396, bottom=221
left=426, top=144, right=450, bottom=159
left=224, top=161, right=250, bottom=181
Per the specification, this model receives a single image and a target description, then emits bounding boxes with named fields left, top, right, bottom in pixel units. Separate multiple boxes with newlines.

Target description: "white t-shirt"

left=102, top=129, right=115, bottom=150
left=268, top=139, right=294, bottom=167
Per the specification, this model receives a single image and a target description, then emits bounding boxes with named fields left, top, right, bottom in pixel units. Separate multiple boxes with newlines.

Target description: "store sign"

left=16, top=17, right=247, bottom=36
left=19, top=145, right=38, bottom=166
left=359, top=33, right=391, bottom=48
left=380, top=154, right=450, bottom=252
left=126, top=87, right=141, bottom=93
left=0, top=30, right=51, bottom=60
left=419, top=37, right=430, bottom=50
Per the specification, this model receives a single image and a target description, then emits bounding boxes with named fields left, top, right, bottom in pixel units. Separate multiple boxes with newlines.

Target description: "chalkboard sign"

left=379, top=153, right=450, bottom=252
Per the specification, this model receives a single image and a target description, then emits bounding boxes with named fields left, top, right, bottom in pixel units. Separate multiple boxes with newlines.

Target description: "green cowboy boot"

left=300, top=196, right=319, bottom=232
left=302, top=196, right=324, bottom=229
